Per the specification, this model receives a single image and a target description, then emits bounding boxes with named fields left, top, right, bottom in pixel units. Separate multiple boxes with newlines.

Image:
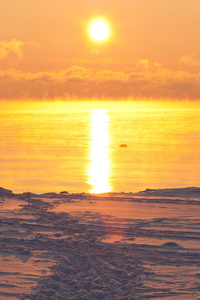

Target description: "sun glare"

left=90, top=20, right=109, bottom=41
left=88, top=110, right=112, bottom=193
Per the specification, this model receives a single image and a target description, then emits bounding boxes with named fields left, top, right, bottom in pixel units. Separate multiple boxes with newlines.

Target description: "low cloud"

left=0, top=62, right=200, bottom=100
left=136, top=59, right=149, bottom=71
left=180, top=55, right=200, bottom=67
left=90, top=48, right=101, bottom=56
left=26, top=41, right=40, bottom=49
left=0, top=39, right=23, bottom=66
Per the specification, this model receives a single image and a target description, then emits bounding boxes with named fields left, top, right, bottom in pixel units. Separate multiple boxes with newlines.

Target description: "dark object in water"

left=119, top=144, right=127, bottom=148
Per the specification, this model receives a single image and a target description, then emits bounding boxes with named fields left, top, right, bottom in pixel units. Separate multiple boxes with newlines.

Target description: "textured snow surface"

left=0, top=187, right=200, bottom=299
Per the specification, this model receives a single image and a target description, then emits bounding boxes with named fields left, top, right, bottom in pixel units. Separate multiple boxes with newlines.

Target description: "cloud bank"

left=0, top=63, right=200, bottom=100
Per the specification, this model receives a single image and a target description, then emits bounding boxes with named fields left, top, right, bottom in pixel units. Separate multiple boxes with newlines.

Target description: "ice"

left=0, top=187, right=200, bottom=299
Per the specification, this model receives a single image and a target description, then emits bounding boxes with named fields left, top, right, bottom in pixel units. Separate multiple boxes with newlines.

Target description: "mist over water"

left=1, top=100, right=200, bottom=194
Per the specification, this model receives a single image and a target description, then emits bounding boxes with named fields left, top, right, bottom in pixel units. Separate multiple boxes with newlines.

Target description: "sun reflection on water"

left=88, top=110, right=112, bottom=193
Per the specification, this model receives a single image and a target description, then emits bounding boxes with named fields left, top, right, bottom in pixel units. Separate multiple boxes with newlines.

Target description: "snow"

left=0, top=187, right=200, bottom=299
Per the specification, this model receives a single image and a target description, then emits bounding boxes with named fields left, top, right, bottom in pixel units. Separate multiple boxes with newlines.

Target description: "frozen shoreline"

left=0, top=187, right=200, bottom=299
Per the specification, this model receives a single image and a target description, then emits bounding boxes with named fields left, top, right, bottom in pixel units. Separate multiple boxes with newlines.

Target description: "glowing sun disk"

left=90, top=21, right=109, bottom=41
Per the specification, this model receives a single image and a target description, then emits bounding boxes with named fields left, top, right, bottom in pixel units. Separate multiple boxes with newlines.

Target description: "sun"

left=90, top=20, right=109, bottom=41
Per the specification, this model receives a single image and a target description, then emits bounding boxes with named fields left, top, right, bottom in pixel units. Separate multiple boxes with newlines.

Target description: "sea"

left=1, top=100, right=200, bottom=194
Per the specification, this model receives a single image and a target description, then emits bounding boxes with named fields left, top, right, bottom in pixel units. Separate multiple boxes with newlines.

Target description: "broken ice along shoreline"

left=0, top=186, right=200, bottom=299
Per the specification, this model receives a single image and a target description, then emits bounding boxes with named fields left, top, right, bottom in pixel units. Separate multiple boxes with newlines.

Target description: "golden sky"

left=1, top=0, right=200, bottom=100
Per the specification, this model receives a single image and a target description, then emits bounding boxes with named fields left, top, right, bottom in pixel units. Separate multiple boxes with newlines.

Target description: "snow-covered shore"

left=0, top=187, right=200, bottom=299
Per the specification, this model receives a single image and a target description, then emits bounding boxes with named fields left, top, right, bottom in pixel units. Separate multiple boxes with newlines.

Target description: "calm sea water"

left=1, top=100, right=200, bottom=194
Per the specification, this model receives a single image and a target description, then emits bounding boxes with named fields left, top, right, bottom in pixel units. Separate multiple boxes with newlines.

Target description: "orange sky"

left=1, top=0, right=200, bottom=100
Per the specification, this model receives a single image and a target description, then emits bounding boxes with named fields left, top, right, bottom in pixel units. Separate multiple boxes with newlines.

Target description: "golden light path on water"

left=88, top=110, right=112, bottom=193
